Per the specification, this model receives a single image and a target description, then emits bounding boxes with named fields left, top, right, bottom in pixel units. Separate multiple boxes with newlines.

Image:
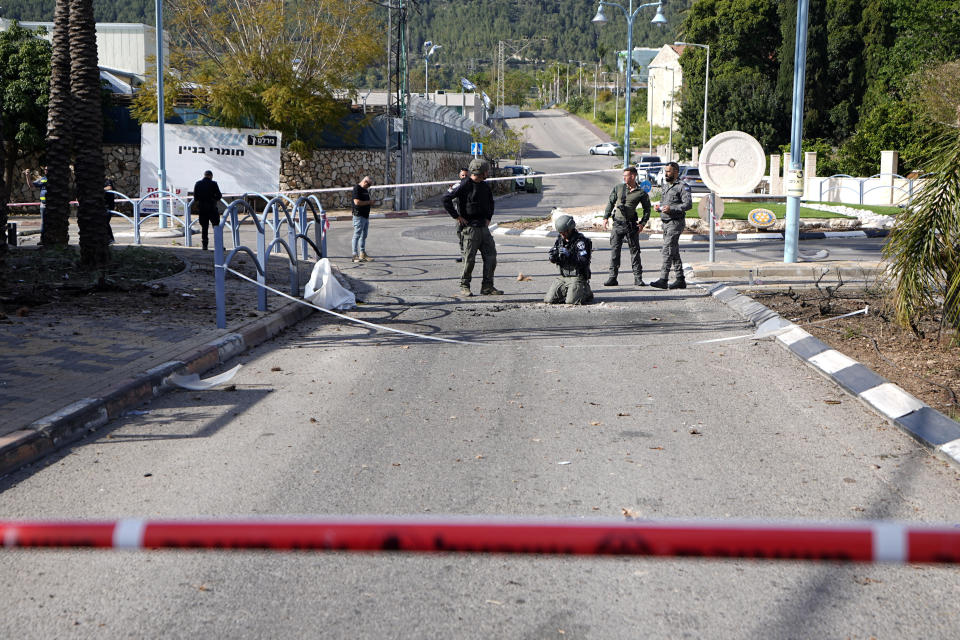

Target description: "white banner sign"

left=140, top=123, right=282, bottom=209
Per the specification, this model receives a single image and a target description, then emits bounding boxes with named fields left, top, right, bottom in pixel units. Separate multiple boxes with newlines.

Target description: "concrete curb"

left=492, top=226, right=888, bottom=241
left=699, top=279, right=960, bottom=469
left=0, top=300, right=315, bottom=479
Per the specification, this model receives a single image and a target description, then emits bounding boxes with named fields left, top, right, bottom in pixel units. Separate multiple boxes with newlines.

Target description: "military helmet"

left=468, top=158, right=489, bottom=175
left=554, top=214, right=575, bottom=233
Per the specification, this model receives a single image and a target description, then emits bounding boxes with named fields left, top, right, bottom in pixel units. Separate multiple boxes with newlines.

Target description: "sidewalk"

left=0, top=241, right=316, bottom=477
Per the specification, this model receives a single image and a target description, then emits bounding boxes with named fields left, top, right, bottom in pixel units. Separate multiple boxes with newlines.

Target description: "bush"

left=566, top=95, right=590, bottom=114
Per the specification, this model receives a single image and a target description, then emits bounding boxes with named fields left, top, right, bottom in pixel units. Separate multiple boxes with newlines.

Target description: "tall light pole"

left=154, top=0, right=167, bottom=228
left=674, top=40, right=710, bottom=150
left=424, top=41, right=441, bottom=100
left=649, top=65, right=675, bottom=161
left=593, top=62, right=599, bottom=118
left=784, top=0, right=810, bottom=263
left=592, top=0, right=667, bottom=167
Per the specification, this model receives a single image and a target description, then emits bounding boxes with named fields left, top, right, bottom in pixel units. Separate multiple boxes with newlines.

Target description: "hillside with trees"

left=673, top=0, right=960, bottom=174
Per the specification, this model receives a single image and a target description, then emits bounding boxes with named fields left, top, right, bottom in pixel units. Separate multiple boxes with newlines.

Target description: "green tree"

left=0, top=21, right=51, bottom=252
left=471, top=125, right=528, bottom=167
left=157, top=0, right=380, bottom=152
left=676, top=0, right=783, bottom=151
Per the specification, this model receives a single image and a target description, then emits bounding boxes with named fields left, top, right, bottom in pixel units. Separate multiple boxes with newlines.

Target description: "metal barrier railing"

left=213, top=196, right=326, bottom=329
left=818, top=173, right=930, bottom=205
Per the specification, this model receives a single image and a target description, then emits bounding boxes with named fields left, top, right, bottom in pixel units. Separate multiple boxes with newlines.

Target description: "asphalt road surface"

left=1, top=112, right=957, bottom=639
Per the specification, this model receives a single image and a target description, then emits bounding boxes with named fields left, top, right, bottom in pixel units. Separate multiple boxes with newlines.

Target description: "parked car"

left=588, top=142, right=622, bottom=156
left=651, top=165, right=710, bottom=193
left=635, top=154, right=664, bottom=183
left=501, top=164, right=541, bottom=193
left=679, top=166, right=709, bottom=193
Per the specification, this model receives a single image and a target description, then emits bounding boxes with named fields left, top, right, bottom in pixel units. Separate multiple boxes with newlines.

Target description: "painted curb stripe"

left=859, top=383, right=925, bottom=420
left=808, top=349, right=858, bottom=374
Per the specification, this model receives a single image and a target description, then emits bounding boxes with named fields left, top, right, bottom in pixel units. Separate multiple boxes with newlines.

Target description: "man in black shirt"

left=192, top=170, right=222, bottom=250
left=351, top=175, right=375, bottom=262
left=442, top=158, right=501, bottom=297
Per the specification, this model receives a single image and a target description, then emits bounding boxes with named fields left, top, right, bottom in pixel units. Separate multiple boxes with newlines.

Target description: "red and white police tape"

left=2, top=517, right=959, bottom=563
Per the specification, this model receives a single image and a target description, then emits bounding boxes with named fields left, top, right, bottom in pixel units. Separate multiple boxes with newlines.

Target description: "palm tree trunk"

left=70, top=0, right=110, bottom=267
left=42, top=0, right=73, bottom=248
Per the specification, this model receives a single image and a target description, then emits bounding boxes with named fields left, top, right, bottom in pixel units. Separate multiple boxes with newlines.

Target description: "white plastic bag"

left=303, top=259, right=356, bottom=310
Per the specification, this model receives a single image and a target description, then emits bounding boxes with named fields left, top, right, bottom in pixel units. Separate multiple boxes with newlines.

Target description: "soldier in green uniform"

left=442, top=158, right=502, bottom=297
left=602, top=166, right=651, bottom=286
left=650, top=162, right=692, bottom=290
left=544, top=215, right=594, bottom=305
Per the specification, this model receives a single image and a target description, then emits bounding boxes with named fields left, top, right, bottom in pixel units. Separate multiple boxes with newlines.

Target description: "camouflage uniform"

left=442, top=161, right=498, bottom=293
left=545, top=218, right=594, bottom=304
left=603, top=183, right=651, bottom=283
left=657, top=178, right=692, bottom=281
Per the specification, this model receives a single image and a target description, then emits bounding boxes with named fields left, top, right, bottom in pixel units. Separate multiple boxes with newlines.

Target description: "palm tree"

left=883, top=130, right=960, bottom=334
left=883, top=61, right=960, bottom=335
left=70, top=0, right=110, bottom=267
left=42, top=0, right=73, bottom=248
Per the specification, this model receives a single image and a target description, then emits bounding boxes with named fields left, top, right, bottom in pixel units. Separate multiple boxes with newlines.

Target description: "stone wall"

left=12, top=145, right=498, bottom=213
left=280, top=149, right=480, bottom=209
left=10, top=144, right=140, bottom=213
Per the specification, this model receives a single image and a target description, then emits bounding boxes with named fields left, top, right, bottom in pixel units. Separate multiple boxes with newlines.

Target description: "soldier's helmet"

left=468, top=158, right=489, bottom=175
left=554, top=214, right=576, bottom=233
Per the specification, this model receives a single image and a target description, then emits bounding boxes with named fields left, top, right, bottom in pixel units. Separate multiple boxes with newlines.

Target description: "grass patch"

left=713, top=201, right=851, bottom=220
left=804, top=201, right=901, bottom=216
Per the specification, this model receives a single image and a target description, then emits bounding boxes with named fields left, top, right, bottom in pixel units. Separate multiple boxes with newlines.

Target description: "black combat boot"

left=649, top=279, right=668, bottom=289
left=668, top=277, right=687, bottom=290
left=603, top=277, right=618, bottom=286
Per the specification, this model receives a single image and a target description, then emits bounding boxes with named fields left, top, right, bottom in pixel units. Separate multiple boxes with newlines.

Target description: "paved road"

left=1, top=111, right=957, bottom=639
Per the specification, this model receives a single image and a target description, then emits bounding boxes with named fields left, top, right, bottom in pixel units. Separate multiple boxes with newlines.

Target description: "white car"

left=588, top=142, right=622, bottom=156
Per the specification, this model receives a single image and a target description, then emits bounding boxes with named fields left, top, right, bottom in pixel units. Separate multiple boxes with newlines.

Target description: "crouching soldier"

left=544, top=215, right=594, bottom=304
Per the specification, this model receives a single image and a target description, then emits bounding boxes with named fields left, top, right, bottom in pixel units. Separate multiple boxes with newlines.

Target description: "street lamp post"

left=566, top=61, right=571, bottom=103
left=155, top=0, right=168, bottom=229
left=649, top=65, right=675, bottom=161
left=424, top=41, right=441, bottom=100
left=784, top=0, right=810, bottom=263
left=592, top=0, right=667, bottom=167
left=593, top=62, right=599, bottom=118
left=674, top=40, right=710, bottom=150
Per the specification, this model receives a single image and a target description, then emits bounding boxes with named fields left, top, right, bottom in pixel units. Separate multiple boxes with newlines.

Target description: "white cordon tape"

left=872, top=522, right=908, bottom=563
left=113, top=519, right=147, bottom=549
left=10, top=167, right=623, bottom=207
left=224, top=267, right=478, bottom=346
left=695, top=306, right=869, bottom=345
left=217, top=167, right=625, bottom=199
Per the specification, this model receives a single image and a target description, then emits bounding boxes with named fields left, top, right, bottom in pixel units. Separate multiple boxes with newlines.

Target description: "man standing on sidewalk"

left=602, top=166, right=650, bottom=287
left=650, top=162, right=692, bottom=290
left=351, top=175, right=375, bottom=262
left=442, top=158, right=501, bottom=297
left=192, top=170, right=222, bottom=251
